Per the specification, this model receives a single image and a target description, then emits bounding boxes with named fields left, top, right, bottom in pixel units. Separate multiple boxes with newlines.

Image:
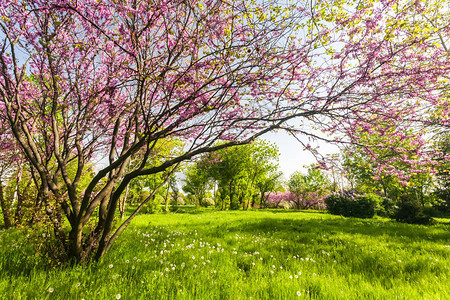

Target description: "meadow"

left=1, top=208, right=449, bottom=299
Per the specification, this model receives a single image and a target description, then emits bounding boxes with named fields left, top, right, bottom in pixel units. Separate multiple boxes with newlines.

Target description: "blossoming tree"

left=0, top=0, right=448, bottom=263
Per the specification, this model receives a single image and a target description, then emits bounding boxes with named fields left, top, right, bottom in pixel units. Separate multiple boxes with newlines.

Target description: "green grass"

left=1, top=208, right=450, bottom=299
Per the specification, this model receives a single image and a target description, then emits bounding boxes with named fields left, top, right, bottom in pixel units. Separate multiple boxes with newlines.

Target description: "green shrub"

left=394, top=201, right=434, bottom=225
left=140, top=192, right=161, bottom=214
left=433, top=188, right=450, bottom=213
left=421, top=206, right=442, bottom=218
left=325, top=190, right=376, bottom=218
left=376, top=197, right=397, bottom=217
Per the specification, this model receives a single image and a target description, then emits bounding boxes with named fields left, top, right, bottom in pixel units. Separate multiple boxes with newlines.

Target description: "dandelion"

left=125, top=260, right=130, bottom=263
left=109, top=264, right=113, bottom=268
left=193, top=264, right=197, bottom=268
left=297, top=291, right=302, bottom=296
left=48, top=288, right=54, bottom=293
left=289, top=275, right=293, bottom=279
left=295, top=275, right=298, bottom=278
left=76, top=283, right=81, bottom=287
left=116, top=294, right=121, bottom=299
left=398, top=260, right=402, bottom=263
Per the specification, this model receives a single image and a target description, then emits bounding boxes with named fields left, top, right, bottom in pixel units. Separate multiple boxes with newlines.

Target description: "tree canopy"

left=0, top=0, right=449, bottom=263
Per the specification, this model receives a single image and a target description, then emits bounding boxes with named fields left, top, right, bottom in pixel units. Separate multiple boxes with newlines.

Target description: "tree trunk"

left=69, top=223, right=84, bottom=263
left=10, top=164, right=22, bottom=213
left=0, top=179, right=13, bottom=228
left=119, top=185, right=130, bottom=220
left=164, top=182, right=170, bottom=213
left=14, top=193, right=24, bottom=225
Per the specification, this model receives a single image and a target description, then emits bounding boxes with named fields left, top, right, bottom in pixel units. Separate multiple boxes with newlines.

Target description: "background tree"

left=342, top=121, right=435, bottom=205
left=288, top=166, right=330, bottom=210
left=187, top=140, right=280, bottom=210
left=256, top=171, right=283, bottom=209
left=432, top=134, right=450, bottom=212
left=182, top=164, right=212, bottom=207
left=118, top=139, right=181, bottom=217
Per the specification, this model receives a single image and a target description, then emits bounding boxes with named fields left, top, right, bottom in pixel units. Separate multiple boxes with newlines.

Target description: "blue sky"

left=262, top=130, right=339, bottom=180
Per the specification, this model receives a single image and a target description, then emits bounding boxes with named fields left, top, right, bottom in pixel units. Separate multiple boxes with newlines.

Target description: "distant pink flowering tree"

left=0, top=0, right=448, bottom=263
left=288, top=167, right=330, bottom=209
left=266, top=191, right=296, bottom=209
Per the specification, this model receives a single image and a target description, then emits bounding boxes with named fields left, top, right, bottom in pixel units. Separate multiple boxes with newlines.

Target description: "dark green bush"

left=433, top=188, right=450, bottom=213
left=393, top=201, right=434, bottom=225
left=377, top=197, right=397, bottom=217
left=421, top=206, right=442, bottom=218
left=325, top=190, right=376, bottom=218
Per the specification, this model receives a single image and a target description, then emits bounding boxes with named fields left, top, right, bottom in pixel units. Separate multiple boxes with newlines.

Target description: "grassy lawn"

left=1, top=208, right=449, bottom=299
